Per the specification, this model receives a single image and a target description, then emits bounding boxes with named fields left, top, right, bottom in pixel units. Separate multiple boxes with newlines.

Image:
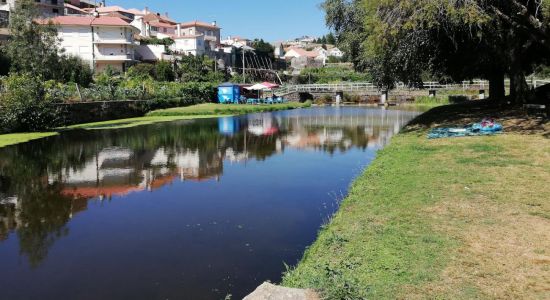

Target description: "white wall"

left=171, top=36, right=205, bottom=56
left=57, top=24, right=138, bottom=72
left=136, top=44, right=165, bottom=61
left=58, top=25, right=94, bottom=65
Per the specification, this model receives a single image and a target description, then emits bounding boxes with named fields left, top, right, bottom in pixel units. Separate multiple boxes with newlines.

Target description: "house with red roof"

left=178, top=20, right=221, bottom=51
left=41, top=15, right=140, bottom=73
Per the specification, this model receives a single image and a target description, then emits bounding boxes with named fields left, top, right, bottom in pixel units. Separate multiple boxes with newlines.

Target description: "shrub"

left=154, top=61, right=175, bottom=82
left=315, top=94, right=333, bottom=105
left=0, top=74, right=62, bottom=133
left=55, top=55, right=94, bottom=87
left=127, top=63, right=155, bottom=80
left=343, top=93, right=362, bottom=103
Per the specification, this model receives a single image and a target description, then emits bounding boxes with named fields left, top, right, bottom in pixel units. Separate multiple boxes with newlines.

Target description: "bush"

left=55, top=55, right=94, bottom=86
left=343, top=93, right=362, bottom=103
left=154, top=61, right=175, bottom=82
left=126, top=63, right=155, bottom=80
left=315, top=94, right=333, bottom=105
left=0, top=74, right=62, bottom=133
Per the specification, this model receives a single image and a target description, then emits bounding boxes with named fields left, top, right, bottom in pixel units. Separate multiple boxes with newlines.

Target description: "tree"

left=126, top=63, right=155, bottom=80
left=326, top=32, right=336, bottom=45
left=154, top=61, right=175, bottom=82
left=2, top=0, right=93, bottom=85
left=4, top=0, right=60, bottom=79
left=0, top=74, right=61, bottom=133
left=252, top=39, right=275, bottom=61
left=323, top=0, right=550, bottom=103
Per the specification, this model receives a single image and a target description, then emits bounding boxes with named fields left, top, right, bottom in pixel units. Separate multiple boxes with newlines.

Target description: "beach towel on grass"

left=428, top=118, right=503, bottom=139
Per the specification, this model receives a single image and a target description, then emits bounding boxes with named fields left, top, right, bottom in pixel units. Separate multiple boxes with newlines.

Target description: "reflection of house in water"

left=51, top=146, right=224, bottom=201
left=247, top=114, right=280, bottom=136
left=279, top=108, right=419, bottom=151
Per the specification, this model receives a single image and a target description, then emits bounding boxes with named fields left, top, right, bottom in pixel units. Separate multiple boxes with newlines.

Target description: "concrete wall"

left=135, top=44, right=166, bottom=61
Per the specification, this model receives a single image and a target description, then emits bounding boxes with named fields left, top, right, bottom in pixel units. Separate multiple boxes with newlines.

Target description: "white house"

left=2, top=0, right=64, bottom=31
left=328, top=47, right=344, bottom=58
left=132, top=11, right=177, bottom=38
left=170, top=34, right=205, bottom=56
left=313, top=46, right=329, bottom=60
left=43, top=15, right=140, bottom=73
left=179, top=21, right=221, bottom=51
left=284, top=47, right=321, bottom=60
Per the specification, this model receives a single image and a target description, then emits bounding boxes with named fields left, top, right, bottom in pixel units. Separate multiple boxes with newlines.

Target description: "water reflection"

left=0, top=107, right=420, bottom=299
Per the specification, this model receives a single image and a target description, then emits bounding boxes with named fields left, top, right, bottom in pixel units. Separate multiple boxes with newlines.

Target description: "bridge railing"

left=275, top=79, right=550, bottom=95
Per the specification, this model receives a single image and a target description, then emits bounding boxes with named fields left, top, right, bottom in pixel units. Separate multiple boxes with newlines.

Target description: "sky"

left=111, top=0, right=328, bottom=42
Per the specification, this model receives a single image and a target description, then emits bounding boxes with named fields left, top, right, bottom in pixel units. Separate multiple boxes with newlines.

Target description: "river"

left=0, top=106, right=421, bottom=299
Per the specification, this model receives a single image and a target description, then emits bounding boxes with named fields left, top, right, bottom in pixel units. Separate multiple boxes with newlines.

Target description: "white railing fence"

left=275, top=79, right=550, bottom=95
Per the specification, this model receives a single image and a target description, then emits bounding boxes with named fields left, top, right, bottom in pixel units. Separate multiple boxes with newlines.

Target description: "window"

left=0, top=11, right=9, bottom=28
left=51, top=0, right=58, bottom=4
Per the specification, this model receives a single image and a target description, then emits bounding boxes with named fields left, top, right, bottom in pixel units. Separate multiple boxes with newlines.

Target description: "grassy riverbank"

left=0, top=102, right=312, bottom=148
left=0, top=132, right=59, bottom=148
left=146, top=102, right=311, bottom=117
left=283, top=102, right=550, bottom=299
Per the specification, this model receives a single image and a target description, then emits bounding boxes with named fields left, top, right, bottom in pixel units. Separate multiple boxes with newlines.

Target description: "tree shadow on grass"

left=403, top=99, right=549, bottom=137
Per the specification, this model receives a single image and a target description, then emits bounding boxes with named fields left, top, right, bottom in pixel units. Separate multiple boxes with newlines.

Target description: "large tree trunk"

left=489, top=71, right=506, bottom=101
left=509, top=70, right=529, bottom=104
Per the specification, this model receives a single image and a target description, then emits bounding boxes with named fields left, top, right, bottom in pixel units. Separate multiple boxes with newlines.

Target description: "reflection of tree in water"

left=0, top=110, right=411, bottom=267
left=16, top=184, right=72, bottom=268
left=0, top=120, right=263, bottom=266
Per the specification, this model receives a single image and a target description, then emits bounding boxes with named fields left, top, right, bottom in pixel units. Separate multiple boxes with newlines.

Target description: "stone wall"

left=56, top=99, right=186, bottom=126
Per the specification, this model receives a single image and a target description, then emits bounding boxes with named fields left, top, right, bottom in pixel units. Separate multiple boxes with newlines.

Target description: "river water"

left=0, top=106, right=421, bottom=300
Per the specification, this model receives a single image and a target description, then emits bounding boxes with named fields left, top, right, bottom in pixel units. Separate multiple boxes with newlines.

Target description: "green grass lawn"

left=146, top=102, right=311, bottom=117
left=64, top=115, right=221, bottom=130
left=283, top=108, right=550, bottom=299
left=0, top=132, right=58, bottom=148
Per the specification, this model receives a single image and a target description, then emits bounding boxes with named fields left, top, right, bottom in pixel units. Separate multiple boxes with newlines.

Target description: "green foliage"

left=323, top=0, right=550, bottom=101
left=2, top=0, right=93, bottom=85
left=0, top=74, right=62, bottom=133
left=154, top=61, right=175, bottom=82
left=56, top=55, right=94, bottom=86
left=177, top=55, right=221, bottom=83
left=252, top=39, right=275, bottom=60
left=126, top=63, right=155, bottom=80
left=140, top=37, right=175, bottom=46
left=299, top=66, right=371, bottom=84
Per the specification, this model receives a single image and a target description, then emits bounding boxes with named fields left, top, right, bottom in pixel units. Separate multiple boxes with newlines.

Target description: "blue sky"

left=111, top=0, right=328, bottom=42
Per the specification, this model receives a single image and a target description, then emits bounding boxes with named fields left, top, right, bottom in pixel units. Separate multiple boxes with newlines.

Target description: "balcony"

left=95, top=53, right=135, bottom=62
left=93, top=38, right=137, bottom=46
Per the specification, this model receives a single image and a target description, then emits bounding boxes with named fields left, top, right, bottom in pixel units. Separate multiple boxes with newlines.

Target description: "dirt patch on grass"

left=406, top=134, right=550, bottom=299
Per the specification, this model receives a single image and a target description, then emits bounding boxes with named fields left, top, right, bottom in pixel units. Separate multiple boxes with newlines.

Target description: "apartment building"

left=170, top=34, right=205, bottom=56
left=44, top=15, right=139, bottom=73
left=179, top=21, right=220, bottom=51
left=35, top=0, right=64, bottom=16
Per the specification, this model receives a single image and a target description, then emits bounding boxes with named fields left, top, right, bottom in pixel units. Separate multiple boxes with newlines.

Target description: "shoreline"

left=281, top=103, right=549, bottom=299
left=0, top=102, right=312, bottom=148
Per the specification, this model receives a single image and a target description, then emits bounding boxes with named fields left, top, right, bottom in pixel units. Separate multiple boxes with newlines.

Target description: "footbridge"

left=274, top=79, right=550, bottom=100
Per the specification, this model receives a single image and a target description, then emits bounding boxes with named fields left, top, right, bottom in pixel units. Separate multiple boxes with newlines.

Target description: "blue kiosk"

left=217, top=83, right=241, bottom=104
